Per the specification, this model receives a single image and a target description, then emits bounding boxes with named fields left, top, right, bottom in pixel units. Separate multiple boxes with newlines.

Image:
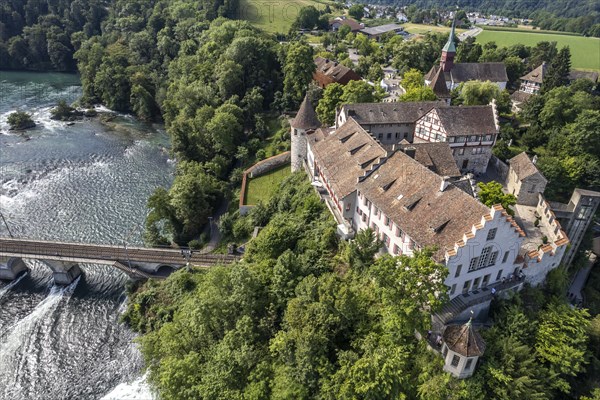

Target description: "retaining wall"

left=239, top=151, right=291, bottom=215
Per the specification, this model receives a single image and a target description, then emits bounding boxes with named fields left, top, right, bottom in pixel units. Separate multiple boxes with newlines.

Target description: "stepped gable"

left=356, top=150, right=489, bottom=261
left=292, top=95, right=320, bottom=130
left=434, top=106, right=498, bottom=136
left=520, top=62, right=548, bottom=84
left=397, top=142, right=461, bottom=177
left=341, top=101, right=444, bottom=124
left=508, top=152, right=545, bottom=181
left=428, top=66, right=451, bottom=99
left=443, top=319, right=486, bottom=357
left=311, top=117, right=386, bottom=199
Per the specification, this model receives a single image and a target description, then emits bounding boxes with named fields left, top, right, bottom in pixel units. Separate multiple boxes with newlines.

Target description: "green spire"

left=442, top=15, right=456, bottom=53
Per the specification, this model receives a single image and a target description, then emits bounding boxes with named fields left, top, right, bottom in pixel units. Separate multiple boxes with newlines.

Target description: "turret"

left=290, top=94, right=320, bottom=172
left=440, top=16, right=457, bottom=72
left=441, top=318, right=486, bottom=379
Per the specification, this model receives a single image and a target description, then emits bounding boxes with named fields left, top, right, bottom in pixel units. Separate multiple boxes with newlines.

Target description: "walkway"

left=0, top=237, right=239, bottom=266
left=569, top=253, right=597, bottom=303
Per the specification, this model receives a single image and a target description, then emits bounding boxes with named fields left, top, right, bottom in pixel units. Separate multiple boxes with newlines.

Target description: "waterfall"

left=0, top=272, right=27, bottom=301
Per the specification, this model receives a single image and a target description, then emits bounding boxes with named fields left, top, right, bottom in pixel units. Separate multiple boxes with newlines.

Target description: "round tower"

left=441, top=318, right=486, bottom=379
left=290, top=94, right=320, bottom=172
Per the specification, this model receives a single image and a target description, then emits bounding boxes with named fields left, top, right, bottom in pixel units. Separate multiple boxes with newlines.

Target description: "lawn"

left=476, top=29, right=600, bottom=71
left=238, top=0, right=335, bottom=33
left=244, top=164, right=291, bottom=205
left=402, top=22, right=467, bottom=35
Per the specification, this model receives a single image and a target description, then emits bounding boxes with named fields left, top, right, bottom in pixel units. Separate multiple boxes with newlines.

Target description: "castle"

left=290, top=94, right=600, bottom=378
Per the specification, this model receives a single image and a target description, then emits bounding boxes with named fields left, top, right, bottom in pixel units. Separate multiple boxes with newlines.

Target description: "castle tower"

left=440, top=16, right=457, bottom=72
left=290, top=94, right=320, bottom=172
left=441, top=318, right=486, bottom=379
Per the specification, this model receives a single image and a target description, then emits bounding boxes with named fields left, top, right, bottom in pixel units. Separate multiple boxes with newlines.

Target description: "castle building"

left=290, top=93, right=598, bottom=379
left=424, top=18, right=508, bottom=91
left=414, top=104, right=500, bottom=174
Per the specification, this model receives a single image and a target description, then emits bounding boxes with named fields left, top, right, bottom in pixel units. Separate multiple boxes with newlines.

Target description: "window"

left=395, top=132, right=399, bottom=139
left=469, top=135, right=478, bottom=142
left=489, top=251, right=498, bottom=266
left=362, top=213, right=367, bottom=222
left=457, top=148, right=464, bottom=156
left=448, top=137, right=456, bottom=143
left=345, top=203, right=351, bottom=211
left=502, top=251, right=510, bottom=263
left=471, top=147, right=484, bottom=155
left=496, top=269, right=503, bottom=281
left=451, top=355, right=460, bottom=367
left=450, top=284, right=456, bottom=295
left=462, top=280, right=471, bottom=293
left=378, top=133, right=383, bottom=139
left=396, top=227, right=402, bottom=237
left=455, top=136, right=465, bottom=143
left=393, top=244, right=400, bottom=255
left=469, top=256, right=479, bottom=271
left=487, top=228, right=497, bottom=241
left=387, top=133, right=392, bottom=139
left=382, top=234, right=390, bottom=247
left=455, top=264, right=462, bottom=278
left=465, top=359, right=473, bottom=370
left=442, top=345, right=448, bottom=357
left=407, top=240, right=414, bottom=250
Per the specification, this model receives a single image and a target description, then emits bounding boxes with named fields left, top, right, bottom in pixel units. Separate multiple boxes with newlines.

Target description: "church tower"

left=440, top=16, right=457, bottom=72
left=290, top=94, right=320, bottom=172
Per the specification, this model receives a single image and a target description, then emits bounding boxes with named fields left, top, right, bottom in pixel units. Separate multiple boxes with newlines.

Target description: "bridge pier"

left=42, top=260, right=82, bottom=285
left=0, top=257, right=28, bottom=280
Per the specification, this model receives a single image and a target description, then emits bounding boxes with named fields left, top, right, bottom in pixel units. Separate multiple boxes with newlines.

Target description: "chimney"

left=404, top=146, right=416, bottom=159
left=439, top=176, right=451, bottom=192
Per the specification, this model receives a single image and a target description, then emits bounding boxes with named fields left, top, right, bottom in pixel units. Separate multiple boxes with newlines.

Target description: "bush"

left=188, top=239, right=203, bottom=250
left=7, top=111, right=35, bottom=130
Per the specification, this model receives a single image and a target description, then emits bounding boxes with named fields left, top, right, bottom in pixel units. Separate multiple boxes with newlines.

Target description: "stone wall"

left=489, top=155, right=509, bottom=184
left=239, top=151, right=291, bottom=215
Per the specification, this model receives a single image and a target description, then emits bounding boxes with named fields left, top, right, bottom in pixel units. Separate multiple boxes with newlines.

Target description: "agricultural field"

left=401, top=22, right=467, bottom=35
left=476, top=29, right=600, bottom=71
left=238, top=0, right=334, bottom=33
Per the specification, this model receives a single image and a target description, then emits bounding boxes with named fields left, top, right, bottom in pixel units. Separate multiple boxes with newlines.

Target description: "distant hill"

left=369, top=0, right=599, bottom=19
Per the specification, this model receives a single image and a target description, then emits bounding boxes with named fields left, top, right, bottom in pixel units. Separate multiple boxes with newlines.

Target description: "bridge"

left=0, top=237, right=240, bottom=284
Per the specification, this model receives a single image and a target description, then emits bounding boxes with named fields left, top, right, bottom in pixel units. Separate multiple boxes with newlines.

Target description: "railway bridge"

left=0, top=237, right=240, bottom=284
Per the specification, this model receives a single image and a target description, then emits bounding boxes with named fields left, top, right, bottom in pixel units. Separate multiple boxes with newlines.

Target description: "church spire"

left=440, top=12, right=457, bottom=72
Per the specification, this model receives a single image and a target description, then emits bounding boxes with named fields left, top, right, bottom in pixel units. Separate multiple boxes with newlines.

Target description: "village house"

left=313, top=57, right=361, bottom=88
left=359, top=23, right=407, bottom=41
left=329, top=16, right=364, bottom=32
left=424, top=19, right=508, bottom=91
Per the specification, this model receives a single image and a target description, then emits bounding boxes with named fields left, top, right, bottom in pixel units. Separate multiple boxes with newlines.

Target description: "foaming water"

left=0, top=71, right=173, bottom=399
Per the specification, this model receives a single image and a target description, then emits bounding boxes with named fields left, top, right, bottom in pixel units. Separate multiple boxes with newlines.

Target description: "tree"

left=348, top=5, right=364, bottom=20
left=477, top=181, right=517, bottom=215
left=567, top=110, right=600, bottom=158
left=535, top=302, right=590, bottom=393
left=316, top=82, right=344, bottom=126
left=458, top=80, right=501, bottom=105
left=283, top=42, right=315, bottom=105
left=401, top=68, right=425, bottom=92
left=7, top=111, right=35, bottom=130
left=399, top=87, right=438, bottom=102
left=542, top=46, right=571, bottom=92
left=50, top=100, right=78, bottom=121
left=293, top=6, right=320, bottom=30
left=339, top=80, right=378, bottom=105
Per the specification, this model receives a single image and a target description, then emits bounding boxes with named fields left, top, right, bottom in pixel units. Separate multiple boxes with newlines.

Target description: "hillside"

left=237, top=0, right=335, bottom=33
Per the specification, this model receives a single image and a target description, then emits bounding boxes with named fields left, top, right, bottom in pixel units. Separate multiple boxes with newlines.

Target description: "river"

left=0, top=71, right=174, bottom=399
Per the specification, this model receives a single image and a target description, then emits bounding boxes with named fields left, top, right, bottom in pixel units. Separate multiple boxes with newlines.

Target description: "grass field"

left=402, top=23, right=467, bottom=35
left=476, top=30, right=600, bottom=71
left=238, top=0, right=334, bottom=33
left=244, top=165, right=291, bottom=205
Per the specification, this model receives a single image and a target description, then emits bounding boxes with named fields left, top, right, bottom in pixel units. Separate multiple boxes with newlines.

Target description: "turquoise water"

left=0, top=71, right=173, bottom=399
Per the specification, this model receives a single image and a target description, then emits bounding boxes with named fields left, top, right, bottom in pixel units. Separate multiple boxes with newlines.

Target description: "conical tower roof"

left=442, top=318, right=486, bottom=357
left=292, top=95, right=320, bottom=130
left=428, top=66, right=451, bottom=98
left=442, top=15, right=457, bottom=53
